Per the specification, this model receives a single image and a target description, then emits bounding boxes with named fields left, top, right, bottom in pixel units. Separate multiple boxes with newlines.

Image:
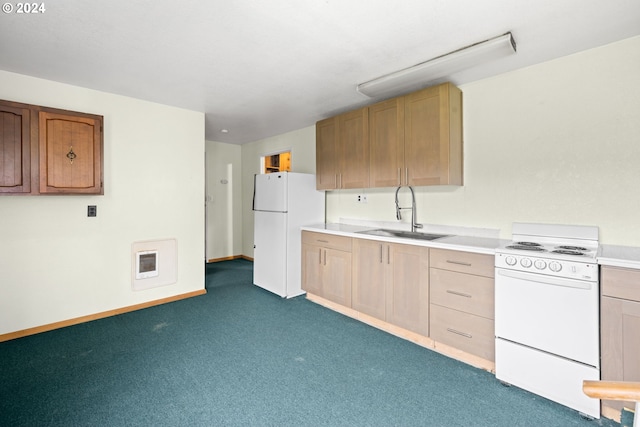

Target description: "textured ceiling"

left=1, top=0, right=639, bottom=144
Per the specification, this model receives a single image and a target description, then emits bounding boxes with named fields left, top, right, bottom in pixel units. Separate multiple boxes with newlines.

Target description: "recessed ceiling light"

left=220, top=129, right=229, bottom=133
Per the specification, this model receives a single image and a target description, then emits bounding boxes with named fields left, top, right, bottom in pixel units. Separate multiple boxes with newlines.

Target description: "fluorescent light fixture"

left=356, top=32, right=517, bottom=98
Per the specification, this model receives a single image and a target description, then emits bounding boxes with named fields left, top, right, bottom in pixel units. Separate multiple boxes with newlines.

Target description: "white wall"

left=326, top=36, right=640, bottom=245
left=205, top=140, right=243, bottom=260
left=0, top=71, right=205, bottom=336
left=240, top=126, right=319, bottom=257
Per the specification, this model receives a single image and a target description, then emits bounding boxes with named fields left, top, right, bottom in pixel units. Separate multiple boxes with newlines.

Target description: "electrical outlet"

left=357, top=194, right=367, bottom=203
left=87, top=205, right=97, bottom=217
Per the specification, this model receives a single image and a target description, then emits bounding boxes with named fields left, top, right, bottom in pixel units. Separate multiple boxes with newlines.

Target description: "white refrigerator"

left=252, top=172, right=325, bottom=298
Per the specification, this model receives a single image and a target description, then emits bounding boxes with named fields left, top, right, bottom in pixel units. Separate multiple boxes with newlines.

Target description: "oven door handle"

left=496, top=269, right=595, bottom=290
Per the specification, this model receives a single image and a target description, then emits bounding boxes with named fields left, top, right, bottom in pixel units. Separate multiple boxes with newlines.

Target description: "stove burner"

left=514, top=241, right=543, bottom=247
left=551, top=249, right=585, bottom=256
left=556, top=245, right=588, bottom=252
left=506, top=245, right=547, bottom=252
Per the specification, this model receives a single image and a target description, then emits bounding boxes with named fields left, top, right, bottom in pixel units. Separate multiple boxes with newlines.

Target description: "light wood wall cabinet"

left=301, top=231, right=352, bottom=306
left=369, top=98, right=404, bottom=188
left=0, top=99, right=103, bottom=195
left=404, top=83, right=462, bottom=186
left=352, top=239, right=430, bottom=335
left=370, top=83, right=462, bottom=187
left=317, top=82, right=462, bottom=190
left=600, top=266, right=640, bottom=413
left=315, top=107, right=369, bottom=190
left=429, top=248, right=495, bottom=361
left=315, top=117, right=338, bottom=190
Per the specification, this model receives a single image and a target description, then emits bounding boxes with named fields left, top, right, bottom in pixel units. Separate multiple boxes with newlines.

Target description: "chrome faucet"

left=394, top=185, right=423, bottom=232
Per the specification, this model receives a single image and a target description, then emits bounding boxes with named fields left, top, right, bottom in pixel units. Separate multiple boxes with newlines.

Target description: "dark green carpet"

left=0, top=259, right=622, bottom=426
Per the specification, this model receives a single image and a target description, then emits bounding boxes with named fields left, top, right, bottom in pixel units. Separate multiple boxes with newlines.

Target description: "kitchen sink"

left=356, top=229, right=451, bottom=241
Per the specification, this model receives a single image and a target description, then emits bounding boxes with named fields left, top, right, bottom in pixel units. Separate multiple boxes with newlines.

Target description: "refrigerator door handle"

left=252, top=174, right=257, bottom=211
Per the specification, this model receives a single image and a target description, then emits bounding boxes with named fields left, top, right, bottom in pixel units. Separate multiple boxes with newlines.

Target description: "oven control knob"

left=549, top=261, right=562, bottom=272
left=520, top=258, right=532, bottom=268
left=534, top=260, right=547, bottom=270
left=505, top=256, right=517, bottom=266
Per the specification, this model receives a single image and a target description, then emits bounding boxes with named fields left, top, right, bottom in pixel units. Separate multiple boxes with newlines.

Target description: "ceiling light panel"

left=357, top=33, right=517, bottom=98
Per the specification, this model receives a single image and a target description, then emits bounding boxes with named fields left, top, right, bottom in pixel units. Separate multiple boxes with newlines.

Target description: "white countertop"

left=303, top=223, right=640, bottom=267
left=598, top=244, right=640, bottom=270
left=301, top=223, right=508, bottom=255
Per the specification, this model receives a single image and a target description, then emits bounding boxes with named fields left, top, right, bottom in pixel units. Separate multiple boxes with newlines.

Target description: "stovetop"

left=496, top=222, right=599, bottom=262
left=502, top=241, right=598, bottom=260
left=495, top=223, right=600, bottom=280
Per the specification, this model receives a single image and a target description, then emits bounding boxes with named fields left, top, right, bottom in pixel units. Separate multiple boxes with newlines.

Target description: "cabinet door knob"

left=66, top=146, right=77, bottom=164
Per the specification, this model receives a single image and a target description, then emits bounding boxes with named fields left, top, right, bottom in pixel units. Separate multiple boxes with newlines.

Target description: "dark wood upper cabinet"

left=0, top=101, right=32, bottom=194
left=0, top=99, right=103, bottom=195
left=39, top=110, right=103, bottom=194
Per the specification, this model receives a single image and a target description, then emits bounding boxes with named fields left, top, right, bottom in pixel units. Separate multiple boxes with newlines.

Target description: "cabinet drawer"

left=429, top=249, right=494, bottom=278
left=601, top=266, right=640, bottom=302
left=302, top=231, right=352, bottom=252
left=430, top=304, right=495, bottom=361
left=430, top=268, right=494, bottom=319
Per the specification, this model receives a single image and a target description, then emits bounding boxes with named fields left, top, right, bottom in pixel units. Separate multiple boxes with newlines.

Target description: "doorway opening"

left=262, top=150, right=291, bottom=174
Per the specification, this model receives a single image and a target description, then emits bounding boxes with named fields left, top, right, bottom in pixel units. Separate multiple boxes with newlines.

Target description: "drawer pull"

left=446, top=290, right=472, bottom=298
left=317, top=239, right=329, bottom=243
left=447, top=328, right=472, bottom=339
left=446, top=260, right=472, bottom=267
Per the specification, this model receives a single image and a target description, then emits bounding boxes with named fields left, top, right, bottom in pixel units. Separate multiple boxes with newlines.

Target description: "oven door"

left=495, top=268, right=599, bottom=367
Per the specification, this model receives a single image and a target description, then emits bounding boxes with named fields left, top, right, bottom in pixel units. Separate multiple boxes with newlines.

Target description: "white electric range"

left=494, top=222, right=601, bottom=419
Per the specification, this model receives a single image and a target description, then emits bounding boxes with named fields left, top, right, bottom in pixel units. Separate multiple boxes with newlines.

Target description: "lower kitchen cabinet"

left=386, top=243, right=430, bottom=335
left=301, top=231, right=352, bottom=306
left=429, top=248, right=495, bottom=361
left=303, top=231, right=497, bottom=371
left=601, top=266, right=640, bottom=414
left=430, top=304, right=495, bottom=360
left=352, top=238, right=386, bottom=319
left=352, top=238, right=429, bottom=335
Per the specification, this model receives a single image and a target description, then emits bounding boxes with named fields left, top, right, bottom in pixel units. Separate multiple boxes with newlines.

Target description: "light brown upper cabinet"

left=0, top=99, right=103, bottom=195
left=0, top=101, right=32, bottom=194
left=369, top=97, right=405, bottom=188
left=317, top=82, right=463, bottom=190
left=315, top=116, right=338, bottom=190
left=370, top=82, right=463, bottom=187
left=39, top=110, right=103, bottom=194
left=315, top=107, right=369, bottom=190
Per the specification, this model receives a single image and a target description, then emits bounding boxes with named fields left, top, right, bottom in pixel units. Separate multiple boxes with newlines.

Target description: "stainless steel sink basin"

left=356, top=229, right=451, bottom=241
